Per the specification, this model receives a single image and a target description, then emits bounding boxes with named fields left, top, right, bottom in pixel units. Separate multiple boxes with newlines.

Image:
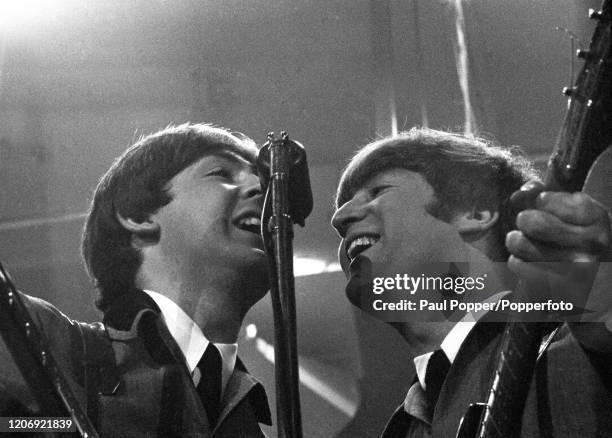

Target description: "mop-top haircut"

left=82, top=123, right=258, bottom=311
left=336, top=127, right=539, bottom=260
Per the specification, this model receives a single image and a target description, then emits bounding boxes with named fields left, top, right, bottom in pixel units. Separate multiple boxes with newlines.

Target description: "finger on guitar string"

left=508, top=179, right=545, bottom=211
left=535, top=191, right=611, bottom=227
left=506, top=229, right=597, bottom=266
left=515, top=208, right=610, bottom=254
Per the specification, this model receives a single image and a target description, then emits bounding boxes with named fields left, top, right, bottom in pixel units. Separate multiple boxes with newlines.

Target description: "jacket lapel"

left=214, top=358, right=271, bottom=433
left=432, top=317, right=505, bottom=437
left=103, top=290, right=271, bottom=436
left=103, top=290, right=211, bottom=434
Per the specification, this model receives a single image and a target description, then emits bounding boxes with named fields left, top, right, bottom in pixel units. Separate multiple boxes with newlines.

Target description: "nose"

left=331, top=194, right=368, bottom=238
left=242, top=172, right=263, bottom=199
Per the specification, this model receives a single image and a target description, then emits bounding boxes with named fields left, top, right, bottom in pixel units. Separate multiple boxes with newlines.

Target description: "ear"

left=451, top=207, right=499, bottom=238
left=115, top=212, right=161, bottom=246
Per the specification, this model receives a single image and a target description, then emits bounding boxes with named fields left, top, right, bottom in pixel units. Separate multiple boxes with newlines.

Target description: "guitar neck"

left=0, top=264, right=99, bottom=438
left=476, top=1, right=612, bottom=437
left=476, top=322, right=546, bottom=438
left=547, top=3, right=612, bottom=192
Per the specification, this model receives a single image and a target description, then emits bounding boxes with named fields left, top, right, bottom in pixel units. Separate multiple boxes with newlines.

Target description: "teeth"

left=239, top=217, right=261, bottom=227
left=347, top=236, right=379, bottom=260
left=237, top=216, right=261, bottom=234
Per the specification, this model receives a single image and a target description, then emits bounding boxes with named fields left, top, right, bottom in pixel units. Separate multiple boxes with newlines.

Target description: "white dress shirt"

left=143, top=290, right=237, bottom=397
left=413, top=291, right=510, bottom=390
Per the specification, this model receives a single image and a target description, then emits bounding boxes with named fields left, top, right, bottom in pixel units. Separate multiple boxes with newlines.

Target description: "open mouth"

left=346, top=234, right=380, bottom=261
left=234, top=215, right=261, bottom=235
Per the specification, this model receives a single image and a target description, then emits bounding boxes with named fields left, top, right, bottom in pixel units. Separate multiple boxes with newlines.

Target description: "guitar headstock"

left=549, top=0, right=612, bottom=192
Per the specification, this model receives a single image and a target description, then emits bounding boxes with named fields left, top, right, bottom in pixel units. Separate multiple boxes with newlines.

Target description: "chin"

left=251, top=247, right=267, bottom=257
left=236, top=255, right=269, bottom=279
left=232, top=245, right=267, bottom=264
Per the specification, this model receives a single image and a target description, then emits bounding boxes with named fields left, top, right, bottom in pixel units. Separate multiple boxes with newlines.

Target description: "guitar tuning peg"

left=563, top=87, right=576, bottom=97
left=576, top=49, right=590, bottom=59
left=588, top=9, right=603, bottom=20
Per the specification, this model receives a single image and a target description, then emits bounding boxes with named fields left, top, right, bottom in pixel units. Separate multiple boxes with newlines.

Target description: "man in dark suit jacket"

left=1, top=123, right=272, bottom=437
left=331, top=128, right=612, bottom=437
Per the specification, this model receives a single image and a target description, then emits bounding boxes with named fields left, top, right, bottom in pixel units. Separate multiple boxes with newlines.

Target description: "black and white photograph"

left=0, top=1, right=611, bottom=437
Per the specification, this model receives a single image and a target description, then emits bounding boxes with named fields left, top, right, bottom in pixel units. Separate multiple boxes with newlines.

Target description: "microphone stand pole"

left=260, top=132, right=303, bottom=438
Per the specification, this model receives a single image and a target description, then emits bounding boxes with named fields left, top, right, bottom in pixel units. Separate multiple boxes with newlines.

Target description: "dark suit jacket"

left=0, top=290, right=271, bottom=437
left=382, top=320, right=612, bottom=437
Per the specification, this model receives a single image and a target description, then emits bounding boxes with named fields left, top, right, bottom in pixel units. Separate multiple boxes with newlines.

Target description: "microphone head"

left=257, top=133, right=313, bottom=226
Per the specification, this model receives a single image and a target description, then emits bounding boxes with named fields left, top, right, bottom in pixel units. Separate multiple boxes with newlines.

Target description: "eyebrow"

left=337, top=171, right=397, bottom=206
left=207, top=151, right=258, bottom=172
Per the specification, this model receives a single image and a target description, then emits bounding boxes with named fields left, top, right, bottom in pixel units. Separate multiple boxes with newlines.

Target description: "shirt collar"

left=102, top=288, right=160, bottom=330
left=143, top=290, right=238, bottom=393
left=413, top=291, right=510, bottom=390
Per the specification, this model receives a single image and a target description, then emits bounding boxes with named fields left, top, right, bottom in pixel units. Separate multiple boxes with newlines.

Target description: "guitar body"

left=584, top=146, right=612, bottom=211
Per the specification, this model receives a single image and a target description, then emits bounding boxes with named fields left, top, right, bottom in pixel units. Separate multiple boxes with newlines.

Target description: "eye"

left=369, top=185, right=392, bottom=198
left=206, top=167, right=232, bottom=179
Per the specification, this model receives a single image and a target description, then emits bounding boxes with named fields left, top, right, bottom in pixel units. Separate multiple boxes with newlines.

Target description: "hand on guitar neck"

left=505, top=169, right=612, bottom=355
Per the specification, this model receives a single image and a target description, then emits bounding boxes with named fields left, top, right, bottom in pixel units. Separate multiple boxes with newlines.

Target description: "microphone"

left=255, top=132, right=308, bottom=437
left=256, top=132, right=313, bottom=226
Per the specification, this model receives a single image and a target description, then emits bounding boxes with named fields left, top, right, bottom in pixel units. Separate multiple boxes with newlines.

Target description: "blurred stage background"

left=0, top=1, right=601, bottom=436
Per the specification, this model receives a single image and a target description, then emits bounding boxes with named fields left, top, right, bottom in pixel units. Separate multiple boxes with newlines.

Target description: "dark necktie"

left=424, top=349, right=451, bottom=409
left=196, top=343, right=223, bottom=427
